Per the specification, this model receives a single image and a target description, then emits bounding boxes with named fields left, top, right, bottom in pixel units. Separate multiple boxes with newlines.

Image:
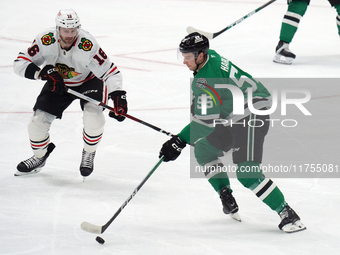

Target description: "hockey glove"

left=108, top=90, right=128, bottom=122
left=159, top=136, right=186, bottom=162
left=39, top=65, right=66, bottom=95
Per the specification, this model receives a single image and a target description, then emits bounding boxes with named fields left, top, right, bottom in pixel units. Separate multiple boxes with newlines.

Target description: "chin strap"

left=194, top=54, right=207, bottom=73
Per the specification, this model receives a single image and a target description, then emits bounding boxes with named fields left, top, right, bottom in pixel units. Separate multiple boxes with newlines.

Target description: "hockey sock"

left=334, top=4, right=340, bottom=36
left=208, top=172, right=231, bottom=194
left=203, top=160, right=231, bottom=194
left=30, top=137, right=50, bottom=158
left=83, top=130, right=103, bottom=153
left=28, top=110, right=55, bottom=158
left=279, top=0, right=308, bottom=43
left=250, top=177, right=287, bottom=213
left=237, top=161, right=287, bottom=213
left=82, top=103, right=105, bottom=152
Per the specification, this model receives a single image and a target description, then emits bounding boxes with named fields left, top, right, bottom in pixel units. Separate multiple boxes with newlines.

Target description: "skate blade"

left=281, top=220, right=306, bottom=233
left=273, top=54, right=294, bottom=65
left=14, top=168, right=42, bottom=176
left=230, top=212, right=242, bottom=222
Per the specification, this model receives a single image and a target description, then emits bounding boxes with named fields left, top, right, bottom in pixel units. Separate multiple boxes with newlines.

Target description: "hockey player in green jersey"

left=159, top=32, right=306, bottom=233
left=274, top=0, right=340, bottom=64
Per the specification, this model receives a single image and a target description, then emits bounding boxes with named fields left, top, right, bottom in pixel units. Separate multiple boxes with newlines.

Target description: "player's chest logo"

left=56, top=63, right=81, bottom=79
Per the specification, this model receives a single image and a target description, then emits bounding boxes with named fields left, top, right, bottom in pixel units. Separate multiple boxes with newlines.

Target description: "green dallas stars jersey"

left=178, top=49, right=271, bottom=144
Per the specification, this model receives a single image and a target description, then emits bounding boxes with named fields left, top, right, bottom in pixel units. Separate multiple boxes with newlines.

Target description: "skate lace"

left=23, top=156, right=44, bottom=168
left=81, top=150, right=95, bottom=168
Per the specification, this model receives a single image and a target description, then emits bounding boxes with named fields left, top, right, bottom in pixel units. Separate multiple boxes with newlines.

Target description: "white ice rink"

left=1, top=0, right=340, bottom=254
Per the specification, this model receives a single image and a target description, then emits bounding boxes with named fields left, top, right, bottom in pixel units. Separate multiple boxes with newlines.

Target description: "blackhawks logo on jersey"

left=56, top=63, right=81, bottom=79
left=78, top=37, right=93, bottom=51
left=41, top=33, right=56, bottom=45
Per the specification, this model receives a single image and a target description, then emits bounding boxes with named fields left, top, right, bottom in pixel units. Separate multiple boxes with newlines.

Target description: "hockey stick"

left=81, top=157, right=164, bottom=234
left=186, top=0, right=277, bottom=39
left=67, top=88, right=174, bottom=137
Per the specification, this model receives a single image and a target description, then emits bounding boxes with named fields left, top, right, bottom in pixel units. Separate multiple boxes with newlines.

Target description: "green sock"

left=334, top=4, right=340, bottom=36
left=208, top=172, right=231, bottom=195
left=279, top=0, right=308, bottom=43
left=236, top=161, right=287, bottom=213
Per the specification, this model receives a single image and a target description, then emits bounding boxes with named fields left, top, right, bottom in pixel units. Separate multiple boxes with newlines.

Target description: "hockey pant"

left=194, top=114, right=287, bottom=213
left=280, top=0, right=340, bottom=43
left=29, top=78, right=106, bottom=157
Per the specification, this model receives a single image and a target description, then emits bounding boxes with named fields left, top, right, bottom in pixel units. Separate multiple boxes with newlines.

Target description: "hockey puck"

left=96, top=236, right=105, bottom=244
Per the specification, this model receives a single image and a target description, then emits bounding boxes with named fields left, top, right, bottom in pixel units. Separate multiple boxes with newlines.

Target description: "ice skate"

left=80, top=149, right=96, bottom=178
left=273, top=40, right=296, bottom=65
left=279, top=205, right=306, bottom=233
left=220, top=187, right=241, bottom=222
left=15, top=143, right=56, bottom=176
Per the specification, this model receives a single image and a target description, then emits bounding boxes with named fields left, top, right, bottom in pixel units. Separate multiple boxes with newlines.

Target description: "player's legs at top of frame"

left=274, top=0, right=340, bottom=64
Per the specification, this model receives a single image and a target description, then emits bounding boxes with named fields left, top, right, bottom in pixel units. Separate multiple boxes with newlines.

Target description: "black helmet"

left=179, top=32, right=209, bottom=57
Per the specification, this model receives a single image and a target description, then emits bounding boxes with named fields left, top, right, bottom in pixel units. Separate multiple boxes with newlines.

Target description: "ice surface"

left=1, top=0, right=340, bottom=254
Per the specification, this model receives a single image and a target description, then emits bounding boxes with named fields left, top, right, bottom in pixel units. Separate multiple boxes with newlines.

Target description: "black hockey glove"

left=108, top=90, right=128, bottom=122
left=159, top=136, right=186, bottom=162
left=39, top=65, right=66, bottom=95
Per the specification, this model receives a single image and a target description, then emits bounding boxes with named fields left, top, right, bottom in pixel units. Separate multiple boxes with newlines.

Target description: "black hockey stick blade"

left=81, top=157, right=164, bottom=234
left=186, top=0, right=277, bottom=39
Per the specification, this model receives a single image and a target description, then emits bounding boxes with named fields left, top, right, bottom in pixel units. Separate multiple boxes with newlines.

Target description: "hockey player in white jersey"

left=13, top=9, right=127, bottom=178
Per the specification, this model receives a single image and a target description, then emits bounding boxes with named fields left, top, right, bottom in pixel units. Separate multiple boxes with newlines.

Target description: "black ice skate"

left=273, top=40, right=296, bottom=65
left=279, top=205, right=306, bottom=233
left=220, top=187, right=241, bottom=222
left=80, top=149, right=96, bottom=178
left=15, top=143, right=56, bottom=176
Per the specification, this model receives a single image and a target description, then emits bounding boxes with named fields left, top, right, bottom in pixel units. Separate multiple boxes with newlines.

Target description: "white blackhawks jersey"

left=13, top=27, right=122, bottom=92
